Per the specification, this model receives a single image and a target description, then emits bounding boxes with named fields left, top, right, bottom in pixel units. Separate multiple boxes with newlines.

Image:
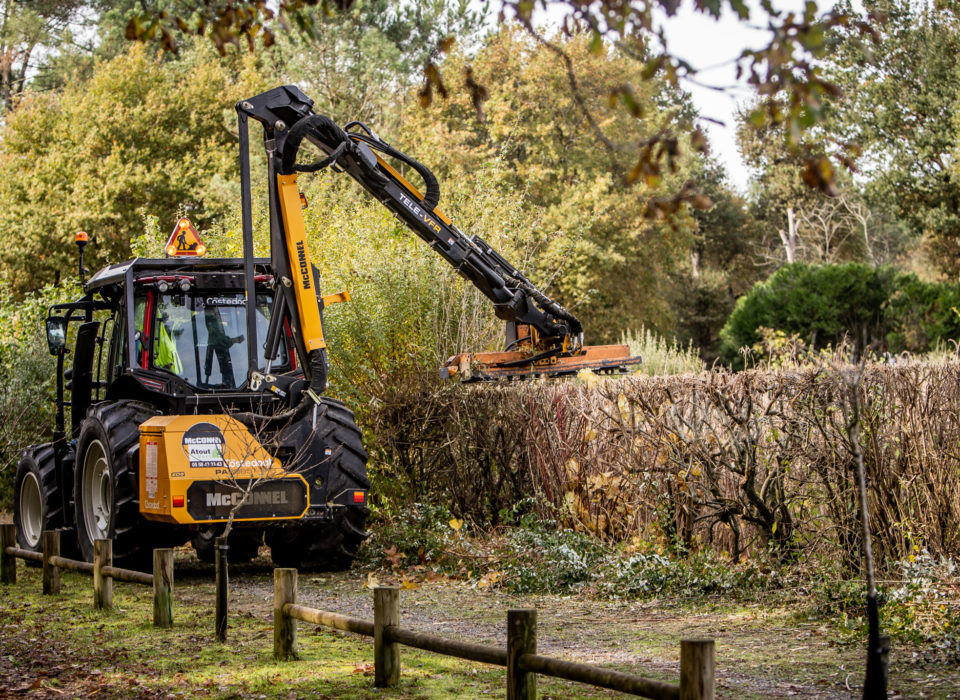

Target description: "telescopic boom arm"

left=237, top=86, right=639, bottom=382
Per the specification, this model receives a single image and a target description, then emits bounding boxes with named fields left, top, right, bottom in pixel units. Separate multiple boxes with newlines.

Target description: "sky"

left=660, top=4, right=777, bottom=192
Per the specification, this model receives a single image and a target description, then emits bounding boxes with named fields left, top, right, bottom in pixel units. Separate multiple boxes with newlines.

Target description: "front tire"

left=14, top=444, right=62, bottom=554
left=74, top=401, right=162, bottom=566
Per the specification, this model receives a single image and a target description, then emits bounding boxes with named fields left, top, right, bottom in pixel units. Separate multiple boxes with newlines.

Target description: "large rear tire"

left=74, top=400, right=167, bottom=567
left=267, top=398, right=369, bottom=571
left=14, top=444, right=62, bottom=554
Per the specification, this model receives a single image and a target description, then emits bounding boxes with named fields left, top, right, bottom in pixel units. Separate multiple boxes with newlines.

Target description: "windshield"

left=144, top=292, right=284, bottom=389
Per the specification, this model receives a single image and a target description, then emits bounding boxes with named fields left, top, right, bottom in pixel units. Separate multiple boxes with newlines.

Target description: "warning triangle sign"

left=165, top=218, right=207, bottom=257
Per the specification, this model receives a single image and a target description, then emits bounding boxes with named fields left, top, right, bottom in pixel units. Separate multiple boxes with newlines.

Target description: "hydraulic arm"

left=236, top=86, right=640, bottom=381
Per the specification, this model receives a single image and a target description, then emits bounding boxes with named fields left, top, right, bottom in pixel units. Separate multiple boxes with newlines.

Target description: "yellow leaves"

left=448, top=517, right=463, bottom=532
left=477, top=570, right=503, bottom=589
left=577, top=368, right=600, bottom=388
left=400, top=576, right=420, bottom=590
left=363, top=572, right=380, bottom=588
left=584, top=428, right=598, bottom=443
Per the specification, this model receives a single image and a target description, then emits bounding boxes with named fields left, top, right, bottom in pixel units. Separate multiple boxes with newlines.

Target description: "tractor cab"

left=45, top=256, right=304, bottom=438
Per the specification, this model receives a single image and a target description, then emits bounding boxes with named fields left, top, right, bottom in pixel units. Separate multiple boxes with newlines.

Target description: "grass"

left=620, top=327, right=703, bottom=376
left=0, top=556, right=646, bottom=699
left=2, top=549, right=959, bottom=698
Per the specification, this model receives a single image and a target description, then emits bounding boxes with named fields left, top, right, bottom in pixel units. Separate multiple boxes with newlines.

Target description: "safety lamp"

left=75, top=231, right=89, bottom=285
left=353, top=491, right=365, bottom=504
left=172, top=495, right=185, bottom=508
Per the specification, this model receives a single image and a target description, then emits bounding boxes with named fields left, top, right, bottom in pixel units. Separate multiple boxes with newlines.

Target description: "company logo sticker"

left=182, top=423, right=226, bottom=468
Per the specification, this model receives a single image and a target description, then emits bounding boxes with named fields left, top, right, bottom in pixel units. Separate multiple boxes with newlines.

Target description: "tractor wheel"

left=191, top=527, right=262, bottom=564
left=267, top=398, right=369, bottom=571
left=14, top=444, right=63, bottom=555
left=74, top=400, right=165, bottom=567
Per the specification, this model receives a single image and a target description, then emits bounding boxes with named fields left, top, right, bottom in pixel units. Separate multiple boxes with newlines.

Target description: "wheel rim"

left=19, top=471, right=42, bottom=548
left=82, top=440, right=112, bottom=544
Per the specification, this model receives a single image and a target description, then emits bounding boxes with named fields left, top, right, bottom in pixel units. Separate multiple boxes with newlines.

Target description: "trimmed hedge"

left=368, top=361, right=960, bottom=571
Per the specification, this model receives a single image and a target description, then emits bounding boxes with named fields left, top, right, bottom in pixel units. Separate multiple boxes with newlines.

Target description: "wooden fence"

left=0, top=525, right=173, bottom=627
left=272, top=568, right=715, bottom=700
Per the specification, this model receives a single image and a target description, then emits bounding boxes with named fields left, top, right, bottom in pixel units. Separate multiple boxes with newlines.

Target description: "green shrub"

left=719, top=263, right=894, bottom=365
left=0, top=282, right=80, bottom=509
left=720, top=263, right=960, bottom=365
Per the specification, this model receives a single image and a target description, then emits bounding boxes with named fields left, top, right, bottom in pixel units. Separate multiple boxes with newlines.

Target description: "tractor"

left=14, top=85, right=639, bottom=569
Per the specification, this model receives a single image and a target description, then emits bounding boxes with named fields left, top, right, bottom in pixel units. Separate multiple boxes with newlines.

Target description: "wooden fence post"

left=1, top=524, right=15, bottom=584
left=42, top=530, right=60, bottom=595
left=374, top=586, right=400, bottom=688
left=93, top=539, right=112, bottom=609
left=273, top=568, right=298, bottom=661
left=153, top=549, right=173, bottom=628
left=215, top=536, right=228, bottom=642
left=507, top=609, right=537, bottom=700
left=680, top=639, right=715, bottom=700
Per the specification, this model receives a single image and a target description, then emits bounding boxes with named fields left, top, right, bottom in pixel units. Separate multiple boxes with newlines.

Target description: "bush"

left=719, top=263, right=894, bottom=365
left=368, top=361, right=960, bottom=572
left=719, top=263, right=960, bottom=366
left=0, top=282, right=80, bottom=509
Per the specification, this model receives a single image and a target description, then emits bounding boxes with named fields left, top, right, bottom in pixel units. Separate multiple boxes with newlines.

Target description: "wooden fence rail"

left=0, top=526, right=173, bottom=628
left=272, top=568, right=714, bottom=700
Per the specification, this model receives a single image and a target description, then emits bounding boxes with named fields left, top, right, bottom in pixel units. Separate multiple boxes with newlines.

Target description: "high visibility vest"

left=155, top=322, right=183, bottom=375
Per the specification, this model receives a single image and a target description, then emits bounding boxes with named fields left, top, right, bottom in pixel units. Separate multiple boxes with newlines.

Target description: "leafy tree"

left=390, top=29, right=707, bottom=341
left=0, top=0, right=90, bottom=110
left=675, top=162, right=763, bottom=361
left=125, top=1, right=882, bottom=198
left=0, top=40, right=267, bottom=292
left=269, top=0, right=486, bottom=126
left=823, top=0, right=960, bottom=275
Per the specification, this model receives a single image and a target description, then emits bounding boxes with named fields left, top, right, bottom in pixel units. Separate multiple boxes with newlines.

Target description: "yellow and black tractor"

left=13, top=85, right=639, bottom=569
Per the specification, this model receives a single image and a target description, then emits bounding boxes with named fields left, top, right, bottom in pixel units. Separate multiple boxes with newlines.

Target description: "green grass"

left=2, top=555, right=959, bottom=698
left=0, top=561, right=634, bottom=698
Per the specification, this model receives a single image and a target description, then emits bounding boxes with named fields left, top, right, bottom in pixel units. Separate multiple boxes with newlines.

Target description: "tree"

left=125, top=0, right=883, bottom=199
left=0, top=40, right=267, bottom=292
left=823, top=0, right=960, bottom=275
left=675, top=162, right=763, bottom=361
left=267, top=0, right=486, bottom=127
left=391, top=29, right=707, bottom=341
left=0, top=0, right=90, bottom=111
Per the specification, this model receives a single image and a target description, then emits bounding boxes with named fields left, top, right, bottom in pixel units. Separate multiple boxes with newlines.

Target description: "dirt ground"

left=1, top=549, right=958, bottom=699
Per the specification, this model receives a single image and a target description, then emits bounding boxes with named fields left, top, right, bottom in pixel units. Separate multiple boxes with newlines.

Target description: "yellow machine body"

left=138, top=415, right=309, bottom=525
left=277, top=172, right=327, bottom=352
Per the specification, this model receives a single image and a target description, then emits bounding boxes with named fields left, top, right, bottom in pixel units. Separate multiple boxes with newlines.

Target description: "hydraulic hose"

left=350, top=132, right=441, bottom=212
left=232, top=349, right=326, bottom=434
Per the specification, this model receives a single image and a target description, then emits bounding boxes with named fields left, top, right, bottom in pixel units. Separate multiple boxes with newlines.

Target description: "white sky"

left=660, top=3, right=777, bottom=191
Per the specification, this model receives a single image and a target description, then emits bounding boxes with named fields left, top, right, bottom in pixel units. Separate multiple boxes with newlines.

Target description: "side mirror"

left=45, top=317, right=67, bottom=355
